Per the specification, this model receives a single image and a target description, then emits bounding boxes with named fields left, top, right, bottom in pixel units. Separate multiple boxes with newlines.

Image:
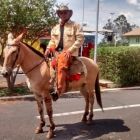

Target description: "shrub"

left=0, top=86, right=31, bottom=97
left=91, top=46, right=140, bottom=87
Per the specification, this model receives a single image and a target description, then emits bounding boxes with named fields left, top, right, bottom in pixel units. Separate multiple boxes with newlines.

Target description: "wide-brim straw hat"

left=56, top=5, right=73, bottom=18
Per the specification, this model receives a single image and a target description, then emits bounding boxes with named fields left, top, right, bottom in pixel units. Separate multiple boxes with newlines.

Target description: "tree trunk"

left=6, top=66, right=20, bottom=91
left=0, top=38, right=7, bottom=64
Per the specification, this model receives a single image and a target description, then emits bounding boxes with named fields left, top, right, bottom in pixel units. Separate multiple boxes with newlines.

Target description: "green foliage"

left=0, top=0, right=57, bottom=35
left=93, top=46, right=140, bottom=87
left=0, top=86, right=31, bottom=97
left=98, top=42, right=115, bottom=47
left=0, top=0, right=58, bottom=58
left=0, top=0, right=57, bottom=44
left=102, top=14, right=139, bottom=44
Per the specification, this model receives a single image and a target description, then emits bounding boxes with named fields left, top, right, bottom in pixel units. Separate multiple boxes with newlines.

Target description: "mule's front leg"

left=44, top=96, right=55, bottom=139
left=35, top=95, right=45, bottom=134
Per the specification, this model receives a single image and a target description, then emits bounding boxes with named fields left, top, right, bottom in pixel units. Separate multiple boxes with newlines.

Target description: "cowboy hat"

left=56, top=4, right=73, bottom=18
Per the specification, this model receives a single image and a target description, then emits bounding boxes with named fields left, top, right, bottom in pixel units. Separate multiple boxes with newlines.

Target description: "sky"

left=56, top=0, right=140, bottom=30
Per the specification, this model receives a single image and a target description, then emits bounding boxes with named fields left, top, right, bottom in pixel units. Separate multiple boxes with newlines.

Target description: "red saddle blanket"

left=67, top=73, right=81, bottom=81
left=51, top=52, right=82, bottom=82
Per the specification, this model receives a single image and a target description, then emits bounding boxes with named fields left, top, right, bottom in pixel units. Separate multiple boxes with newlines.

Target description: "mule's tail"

left=95, top=73, right=103, bottom=111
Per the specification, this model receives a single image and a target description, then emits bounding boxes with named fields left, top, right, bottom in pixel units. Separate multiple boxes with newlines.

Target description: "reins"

left=24, top=59, right=45, bottom=74
left=21, top=42, right=50, bottom=74
left=8, top=42, right=50, bottom=75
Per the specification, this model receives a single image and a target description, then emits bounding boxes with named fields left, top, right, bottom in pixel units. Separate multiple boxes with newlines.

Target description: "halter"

left=7, top=42, right=49, bottom=75
left=7, top=44, right=20, bottom=70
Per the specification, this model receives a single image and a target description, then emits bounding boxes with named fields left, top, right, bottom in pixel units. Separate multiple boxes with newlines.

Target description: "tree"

left=114, top=15, right=132, bottom=38
left=102, top=19, right=115, bottom=43
left=0, top=0, right=58, bottom=90
left=102, top=14, right=139, bottom=45
left=0, top=0, right=58, bottom=59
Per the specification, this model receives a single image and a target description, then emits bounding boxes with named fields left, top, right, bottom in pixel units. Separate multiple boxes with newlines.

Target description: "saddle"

left=55, top=52, right=87, bottom=93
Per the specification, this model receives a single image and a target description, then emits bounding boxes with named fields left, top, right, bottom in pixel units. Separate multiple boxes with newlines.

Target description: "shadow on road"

left=53, top=119, right=130, bottom=140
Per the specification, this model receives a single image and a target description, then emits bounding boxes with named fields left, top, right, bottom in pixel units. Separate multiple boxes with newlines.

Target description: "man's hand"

left=45, top=48, right=51, bottom=57
left=64, top=50, right=72, bottom=58
left=45, top=48, right=55, bottom=58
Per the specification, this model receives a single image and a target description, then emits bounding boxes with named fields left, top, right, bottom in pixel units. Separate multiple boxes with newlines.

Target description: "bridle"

left=7, top=42, right=49, bottom=75
left=6, top=44, right=20, bottom=70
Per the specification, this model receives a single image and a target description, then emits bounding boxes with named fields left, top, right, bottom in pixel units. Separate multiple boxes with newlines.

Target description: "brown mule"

left=2, top=33, right=103, bottom=139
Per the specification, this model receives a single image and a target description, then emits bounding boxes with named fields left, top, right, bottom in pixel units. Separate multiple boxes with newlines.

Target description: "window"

left=136, top=37, right=140, bottom=43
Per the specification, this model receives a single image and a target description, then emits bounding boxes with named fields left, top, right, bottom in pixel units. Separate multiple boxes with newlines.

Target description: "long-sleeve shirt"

left=47, top=20, right=84, bottom=56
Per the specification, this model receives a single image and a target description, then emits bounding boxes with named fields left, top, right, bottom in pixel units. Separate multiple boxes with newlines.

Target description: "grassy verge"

left=0, top=85, right=31, bottom=97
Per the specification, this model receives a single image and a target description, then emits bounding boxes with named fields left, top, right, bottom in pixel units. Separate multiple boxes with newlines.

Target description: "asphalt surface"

left=0, top=88, right=140, bottom=140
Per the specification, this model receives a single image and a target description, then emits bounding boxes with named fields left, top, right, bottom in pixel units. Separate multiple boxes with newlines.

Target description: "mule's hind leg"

left=35, top=94, right=45, bottom=134
left=87, top=90, right=95, bottom=123
left=44, top=96, right=55, bottom=139
left=80, top=84, right=89, bottom=122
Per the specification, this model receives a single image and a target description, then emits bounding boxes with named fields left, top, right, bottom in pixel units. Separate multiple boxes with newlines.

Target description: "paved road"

left=0, top=74, right=26, bottom=88
left=0, top=89, right=140, bottom=140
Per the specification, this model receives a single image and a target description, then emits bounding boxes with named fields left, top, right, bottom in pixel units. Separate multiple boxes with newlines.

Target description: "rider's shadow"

left=53, top=119, right=130, bottom=140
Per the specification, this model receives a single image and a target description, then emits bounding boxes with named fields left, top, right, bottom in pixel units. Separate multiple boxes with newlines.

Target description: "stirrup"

left=49, top=87, right=59, bottom=101
left=50, top=91, right=59, bottom=101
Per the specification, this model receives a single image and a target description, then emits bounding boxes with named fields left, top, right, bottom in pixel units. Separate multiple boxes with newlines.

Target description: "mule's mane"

left=22, top=42, right=45, bottom=58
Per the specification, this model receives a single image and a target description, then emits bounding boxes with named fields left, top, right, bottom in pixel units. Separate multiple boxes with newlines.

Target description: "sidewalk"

left=0, top=73, right=115, bottom=101
left=0, top=66, right=140, bottom=101
left=0, top=78, right=140, bottom=101
left=0, top=75, right=115, bottom=89
left=99, top=79, right=117, bottom=88
left=0, top=65, right=115, bottom=88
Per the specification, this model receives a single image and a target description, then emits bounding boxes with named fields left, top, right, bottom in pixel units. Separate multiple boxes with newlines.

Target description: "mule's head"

left=1, top=44, right=20, bottom=77
left=1, top=32, right=24, bottom=77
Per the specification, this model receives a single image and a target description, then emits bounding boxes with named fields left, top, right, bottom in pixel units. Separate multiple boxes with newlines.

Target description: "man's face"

left=59, top=11, right=70, bottom=21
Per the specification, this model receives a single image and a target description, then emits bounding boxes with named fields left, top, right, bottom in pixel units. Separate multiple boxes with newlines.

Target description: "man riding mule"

left=1, top=4, right=103, bottom=139
left=1, top=31, right=103, bottom=139
left=45, top=4, right=85, bottom=100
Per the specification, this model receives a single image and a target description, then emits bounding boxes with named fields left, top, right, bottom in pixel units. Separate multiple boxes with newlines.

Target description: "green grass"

left=0, top=86, right=31, bottom=97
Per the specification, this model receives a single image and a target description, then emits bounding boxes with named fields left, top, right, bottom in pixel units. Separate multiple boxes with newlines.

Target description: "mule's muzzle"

left=1, top=68, right=10, bottom=78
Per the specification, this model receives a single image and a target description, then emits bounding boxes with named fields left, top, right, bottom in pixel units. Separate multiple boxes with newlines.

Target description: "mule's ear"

left=7, top=32, right=24, bottom=46
left=15, top=29, right=27, bottom=42
left=15, top=32, right=25, bottom=42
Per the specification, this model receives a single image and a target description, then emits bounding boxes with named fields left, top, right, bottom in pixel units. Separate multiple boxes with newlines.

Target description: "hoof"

left=35, top=127, right=43, bottom=134
left=46, top=130, right=54, bottom=139
left=87, top=114, right=94, bottom=124
left=81, top=118, right=87, bottom=123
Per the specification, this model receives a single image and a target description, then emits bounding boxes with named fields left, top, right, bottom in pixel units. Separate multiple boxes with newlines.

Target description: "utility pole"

left=80, top=0, right=85, bottom=56
left=82, top=0, right=85, bottom=25
left=94, top=0, right=100, bottom=63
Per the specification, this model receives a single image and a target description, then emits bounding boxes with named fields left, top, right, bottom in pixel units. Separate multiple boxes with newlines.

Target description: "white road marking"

left=101, top=86, right=140, bottom=91
left=36, top=104, right=140, bottom=119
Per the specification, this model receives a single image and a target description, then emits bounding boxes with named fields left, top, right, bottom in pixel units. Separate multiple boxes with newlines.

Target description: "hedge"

left=91, top=46, right=140, bottom=87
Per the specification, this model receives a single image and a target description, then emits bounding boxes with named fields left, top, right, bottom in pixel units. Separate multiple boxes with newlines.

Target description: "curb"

left=0, top=95, right=35, bottom=101
left=101, top=86, right=140, bottom=92
left=0, top=86, right=140, bottom=101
